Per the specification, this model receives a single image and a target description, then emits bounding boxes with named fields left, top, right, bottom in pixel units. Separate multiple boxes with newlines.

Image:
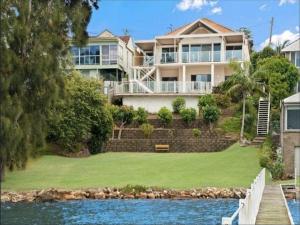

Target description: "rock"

left=1, top=194, right=11, bottom=202
left=94, top=191, right=105, bottom=199
left=147, top=193, right=155, bottom=199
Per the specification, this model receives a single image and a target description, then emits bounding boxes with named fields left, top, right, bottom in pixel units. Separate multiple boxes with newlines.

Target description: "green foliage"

left=0, top=1, right=98, bottom=177
left=112, top=105, right=135, bottom=126
left=172, top=97, right=186, bottom=113
left=47, top=73, right=113, bottom=154
left=158, top=107, right=173, bottom=126
left=251, top=46, right=276, bottom=71
left=254, top=56, right=299, bottom=108
left=270, top=108, right=280, bottom=133
left=179, top=108, right=197, bottom=125
left=140, top=123, right=154, bottom=138
left=192, top=128, right=201, bottom=138
left=270, top=160, right=284, bottom=180
left=198, top=94, right=216, bottom=111
left=134, top=107, right=148, bottom=125
left=213, top=94, right=231, bottom=108
left=219, top=117, right=241, bottom=133
left=202, top=106, right=220, bottom=127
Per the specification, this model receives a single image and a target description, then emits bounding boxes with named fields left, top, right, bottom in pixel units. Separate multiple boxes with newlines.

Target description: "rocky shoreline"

left=1, top=187, right=247, bottom=203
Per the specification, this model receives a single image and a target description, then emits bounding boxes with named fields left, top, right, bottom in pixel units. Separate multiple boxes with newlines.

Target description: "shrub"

left=158, top=107, right=173, bottom=127
left=180, top=108, right=197, bottom=125
left=47, top=74, right=113, bottom=154
left=198, top=94, right=216, bottom=112
left=192, top=128, right=201, bottom=138
left=213, top=94, right=231, bottom=108
left=202, top=105, right=220, bottom=130
left=259, top=153, right=272, bottom=169
left=112, top=105, right=135, bottom=139
left=172, top=97, right=186, bottom=113
left=140, top=123, right=154, bottom=138
left=134, top=107, right=148, bottom=125
left=270, top=160, right=284, bottom=180
left=121, top=185, right=147, bottom=194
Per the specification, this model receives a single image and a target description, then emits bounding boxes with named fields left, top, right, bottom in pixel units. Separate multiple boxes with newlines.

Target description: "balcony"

left=114, top=81, right=212, bottom=95
left=160, top=52, right=178, bottom=64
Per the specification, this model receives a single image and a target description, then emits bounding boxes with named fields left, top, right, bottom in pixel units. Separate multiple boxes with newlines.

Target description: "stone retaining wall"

left=104, top=138, right=236, bottom=152
left=1, top=187, right=246, bottom=202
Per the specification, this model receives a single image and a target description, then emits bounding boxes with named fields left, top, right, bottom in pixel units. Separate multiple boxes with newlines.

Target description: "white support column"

left=133, top=68, right=137, bottom=80
left=182, top=65, right=186, bottom=93
left=211, top=64, right=215, bottom=92
left=156, top=67, right=160, bottom=93
left=221, top=37, right=226, bottom=62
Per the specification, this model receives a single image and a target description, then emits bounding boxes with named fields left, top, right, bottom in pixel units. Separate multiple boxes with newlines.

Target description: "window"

left=70, top=45, right=100, bottom=65
left=191, top=74, right=211, bottom=82
left=286, top=107, right=300, bottom=130
left=226, top=45, right=242, bottom=60
left=161, top=47, right=177, bottom=63
left=225, top=75, right=231, bottom=81
left=182, top=45, right=189, bottom=63
left=213, top=43, right=221, bottom=62
left=102, top=44, right=118, bottom=65
left=190, top=44, right=211, bottom=62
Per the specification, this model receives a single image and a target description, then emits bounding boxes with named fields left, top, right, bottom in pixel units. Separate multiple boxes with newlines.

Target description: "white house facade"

left=113, top=18, right=250, bottom=113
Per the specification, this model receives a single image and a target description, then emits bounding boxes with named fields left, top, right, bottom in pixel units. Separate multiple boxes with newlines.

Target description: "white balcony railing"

left=226, top=50, right=243, bottom=61
left=160, top=52, right=178, bottom=64
left=114, top=81, right=211, bottom=95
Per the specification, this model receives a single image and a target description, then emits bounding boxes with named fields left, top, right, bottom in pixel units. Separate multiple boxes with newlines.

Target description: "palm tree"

left=222, top=62, right=261, bottom=143
left=275, top=40, right=289, bottom=55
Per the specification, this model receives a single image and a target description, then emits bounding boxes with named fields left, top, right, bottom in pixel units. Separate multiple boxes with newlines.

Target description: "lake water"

left=1, top=199, right=238, bottom=225
left=288, top=200, right=300, bottom=225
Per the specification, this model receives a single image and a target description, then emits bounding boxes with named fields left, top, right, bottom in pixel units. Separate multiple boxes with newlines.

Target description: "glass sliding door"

left=213, top=43, right=221, bottom=62
left=161, top=47, right=177, bottom=63
left=102, top=44, right=118, bottom=65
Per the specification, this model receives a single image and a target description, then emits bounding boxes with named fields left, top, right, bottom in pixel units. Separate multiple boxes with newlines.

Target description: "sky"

left=87, top=0, right=300, bottom=50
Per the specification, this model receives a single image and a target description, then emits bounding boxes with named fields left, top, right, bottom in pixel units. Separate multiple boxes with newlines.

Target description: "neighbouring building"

left=280, top=92, right=300, bottom=176
left=113, top=18, right=250, bottom=113
left=282, top=38, right=300, bottom=92
left=70, top=30, right=134, bottom=82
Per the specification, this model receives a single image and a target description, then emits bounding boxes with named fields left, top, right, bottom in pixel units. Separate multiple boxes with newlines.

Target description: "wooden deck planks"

left=256, top=185, right=291, bottom=225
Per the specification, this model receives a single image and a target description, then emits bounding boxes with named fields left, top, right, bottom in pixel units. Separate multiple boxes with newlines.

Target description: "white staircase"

left=257, top=97, right=270, bottom=136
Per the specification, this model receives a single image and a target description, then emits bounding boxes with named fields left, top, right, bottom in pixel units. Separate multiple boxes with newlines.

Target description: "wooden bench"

left=155, top=144, right=169, bottom=152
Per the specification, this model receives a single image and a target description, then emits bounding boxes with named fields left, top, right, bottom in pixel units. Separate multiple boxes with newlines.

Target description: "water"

left=288, top=200, right=300, bottom=225
left=1, top=199, right=238, bottom=225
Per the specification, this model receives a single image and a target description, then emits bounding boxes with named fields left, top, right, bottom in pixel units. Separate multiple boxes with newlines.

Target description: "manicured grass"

left=2, top=143, right=261, bottom=191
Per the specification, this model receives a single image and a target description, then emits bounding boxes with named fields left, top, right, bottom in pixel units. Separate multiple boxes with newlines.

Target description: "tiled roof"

left=118, top=35, right=131, bottom=44
left=165, top=18, right=233, bottom=36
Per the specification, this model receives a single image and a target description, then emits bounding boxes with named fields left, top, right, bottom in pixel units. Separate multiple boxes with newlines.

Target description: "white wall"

left=123, top=96, right=199, bottom=113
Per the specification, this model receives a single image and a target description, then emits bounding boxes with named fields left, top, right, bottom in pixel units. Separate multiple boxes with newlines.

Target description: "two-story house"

left=70, top=30, right=134, bottom=82
left=113, top=18, right=250, bottom=112
left=282, top=38, right=300, bottom=92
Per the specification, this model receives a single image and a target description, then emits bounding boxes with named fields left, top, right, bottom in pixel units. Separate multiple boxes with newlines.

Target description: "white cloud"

left=211, top=6, right=222, bottom=14
left=296, top=26, right=299, bottom=32
left=176, top=0, right=217, bottom=11
left=259, top=4, right=267, bottom=11
left=259, top=30, right=299, bottom=49
left=278, top=0, right=296, bottom=6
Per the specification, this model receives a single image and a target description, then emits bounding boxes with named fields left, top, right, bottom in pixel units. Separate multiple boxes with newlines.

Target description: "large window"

left=190, top=44, right=211, bottom=62
left=286, top=106, right=300, bottom=130
left=71, top=45, right=100, bottom=65
left=191, top=74, right=211, bottom=82
left=291, top=51, right=300, bottom=68
left=226, top=45, right=242, bottom=61
left=102, top=44, right=118, bottom=65
left=161, top=47, right=177, bottom=63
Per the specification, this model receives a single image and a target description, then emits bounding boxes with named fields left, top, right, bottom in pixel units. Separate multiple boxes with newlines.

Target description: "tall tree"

left=0, top=0, right=98, bottom=180
left=222, top=62, right=261, bottom=143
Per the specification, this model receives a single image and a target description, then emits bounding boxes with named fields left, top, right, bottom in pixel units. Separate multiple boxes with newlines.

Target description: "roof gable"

left=282, top=38, right=300, bottom=52
left=97, top=29, right=115, bottom=38
left=283, top=92, right=300, bottom=103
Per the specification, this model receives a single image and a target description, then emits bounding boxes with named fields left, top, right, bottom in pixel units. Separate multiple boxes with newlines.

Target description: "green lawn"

left=2, top=143, right=261, bottom=191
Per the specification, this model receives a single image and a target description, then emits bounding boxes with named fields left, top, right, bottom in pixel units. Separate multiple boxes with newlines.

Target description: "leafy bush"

left=259, top=153, right=272, bottom=169
left=121, top=185, right=147, bottom=194
left=140, top=123, right=154, bottom=138
left=202, top=105, right=220, bottom=129
left=158, top=107, right=173, bottom=127
left=213, top=94, right=231, bottom=108
left=172, top=97, right=186, bottom=113
left=270, top=160, right=284, bottom=180
left=180, top=108, right=197, bottom=125
left=134, top=107, right=148, bottom=125
left=47, top=74, right=113, bottom=154
left=192, top=128, right=201, bottom=137
left=112, top=105, right=135, bottom=139
left=198, top=94, right=216, bottom=111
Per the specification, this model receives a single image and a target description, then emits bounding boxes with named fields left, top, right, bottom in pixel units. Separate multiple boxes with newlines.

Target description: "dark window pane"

left=96, top=56, right=100, bottom=64
left=291, top=52, right=295, bottom=65
left=287, top=109, right=300, bottom=129
left=182, top=45, right=189, bottom=52
left=201, top=44, right=211, bottom=51
left=80, top=57, right=84, bottom=64
left=214, top=43, right=221, bottom=51
left=90, top=46, right=100, bottom=55
left=191, top=74, right=211, bottom=82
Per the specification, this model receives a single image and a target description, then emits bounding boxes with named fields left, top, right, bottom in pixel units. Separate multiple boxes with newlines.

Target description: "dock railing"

left=222, top=168, right=265, bottom=225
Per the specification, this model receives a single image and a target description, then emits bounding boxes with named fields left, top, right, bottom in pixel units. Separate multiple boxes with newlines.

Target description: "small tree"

left=111, top=105, right=135, bottom=139
left=134, top=107, right=148, bottom=125
left=172, top=97, right=186, bottom=113
left=180, top=108, right=197, bottom=125
left=158, top=107, right=173, bottom=127
left=140, top=123, right=154, bottom=138
left=198, top=94, right=216, bottom=112
left=202, top=105, right=220, bottom=130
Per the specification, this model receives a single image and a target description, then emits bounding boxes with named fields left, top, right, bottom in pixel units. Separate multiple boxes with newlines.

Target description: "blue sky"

left=87, top=0, right=299, bottom=50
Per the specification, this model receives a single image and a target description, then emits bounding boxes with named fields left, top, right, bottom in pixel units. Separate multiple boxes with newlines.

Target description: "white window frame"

left=285, top=105, right=300, bottom=131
